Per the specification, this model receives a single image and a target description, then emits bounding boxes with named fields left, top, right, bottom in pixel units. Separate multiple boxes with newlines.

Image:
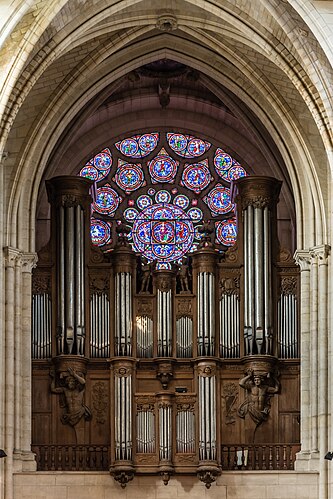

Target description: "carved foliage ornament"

left=280, top=276, right=297, bottom=295
left=219, top=276, right=240, bottom=297
left=32, top=274, right=51, bottom=294
left=137, top=299, right=153, bottom=317
left=176, top=299, right=192, bottom=317
left=90, top=276, right=110, bottom=297
left=222, top=382, right=238, bottom=425
left=92, top=381, right=108, bottom=424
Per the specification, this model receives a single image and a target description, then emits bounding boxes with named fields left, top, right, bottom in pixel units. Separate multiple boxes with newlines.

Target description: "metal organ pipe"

left=198, top=364, right=217, bottom=462
left=157, top=288, right=172, bottom=357
left=233, top=177, right=282, bottom=356
left=46, top=176, right=92, bottom=356
left=197, top=272, right=215, bottom=356
left=115, top=272, right=133, bottom=356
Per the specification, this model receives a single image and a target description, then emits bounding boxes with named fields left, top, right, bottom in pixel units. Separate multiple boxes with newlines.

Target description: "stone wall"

left=14, top=471, right=318, bottom=499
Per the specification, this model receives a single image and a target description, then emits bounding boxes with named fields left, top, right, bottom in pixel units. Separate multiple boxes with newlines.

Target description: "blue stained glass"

left=216, top=219, right=237, bottom=246
left=187, top=207, right=203, bottom=221
left=115, top=133, right=159, bottom=158
left=148, top=149, right=178, bottom=183
left=174, top=194, right=189, bottom=209
left=90, top=219, right=111, bottom=246
left=167, top=133, right=211, bottom=158
left=80, top=165, right=99, bottom=181
left=203, top=185, right=233, bottom=216
left=93, top=185, right=121, bottom=215
left=131, top=203, right=194, bottom=263
left=155, top=190, right=171, bottom=203
left=138, top=133, right=159, bottom=153
left=124, top=208, right=139, bottom=221
left=227, top=165, right=247, bottom=181
left=137, top=195, right=152, bottom=210
left=94, top=149, right=112, bottom=170
left=114, top=160, right=145, bottom=192
left=214, top=148, right=232, bottom=177
left=167, top=133, right=187, bottom=153
left=181, top=160, right=212, bottom=193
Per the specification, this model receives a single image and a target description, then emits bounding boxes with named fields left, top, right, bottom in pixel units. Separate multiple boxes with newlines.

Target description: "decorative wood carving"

left=222, top=382, right=238, bottom=425
left=92, top=381, right=108, bottom=424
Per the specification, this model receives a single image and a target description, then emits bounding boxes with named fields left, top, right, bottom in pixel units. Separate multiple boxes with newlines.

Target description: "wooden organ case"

left=32, top=175, right=300, bottom=487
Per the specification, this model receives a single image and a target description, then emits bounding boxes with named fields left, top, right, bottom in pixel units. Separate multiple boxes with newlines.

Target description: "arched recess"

left=3, top=39, right=328, bottom=254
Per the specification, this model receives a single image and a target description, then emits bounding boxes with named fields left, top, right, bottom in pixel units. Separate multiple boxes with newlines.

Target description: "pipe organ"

left=32, top=175, right=300, bottom=487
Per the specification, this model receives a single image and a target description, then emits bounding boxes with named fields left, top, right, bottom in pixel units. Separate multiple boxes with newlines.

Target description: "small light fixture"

left=0, top=450, right=6, bottom=458
left=324, top=452, right=333, bottom=461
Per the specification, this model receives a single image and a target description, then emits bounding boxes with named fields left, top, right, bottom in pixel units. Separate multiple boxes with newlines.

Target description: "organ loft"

left=31, top=133, right=300, bottom=488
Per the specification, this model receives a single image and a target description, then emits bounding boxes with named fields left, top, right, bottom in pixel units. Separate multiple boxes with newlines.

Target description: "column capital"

left=310, top=244, right=330, bottom=264
left=21, top=252, right=38, bottom=273
left=294, top=250, right=311, bottom=271
left=3, top=246, right=21, bottom=267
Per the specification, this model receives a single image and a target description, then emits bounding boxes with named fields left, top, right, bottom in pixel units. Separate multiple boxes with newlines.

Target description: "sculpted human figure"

left=178, top=261, right=190, bottom=293
left=50, top=367, right=92, bottom=426
left=237, top=368, right=279, bottom=428
left=140, top=259, right=152, bottom=293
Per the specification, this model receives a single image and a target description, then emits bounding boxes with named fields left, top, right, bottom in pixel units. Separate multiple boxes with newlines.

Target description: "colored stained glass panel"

left=90, top=219, right=111, bottom=246
left=216, top=219, right=237, bottom=246
left=214, top=148, right=232, bottom=177
left=80, top=165, right=99, bottom=181
left=114, top=161, right=145, bottom=192
left=93, top=185, right=121, bottom=215
left=124, top=208, right=139, bottom=221
left=94, top=149, right=112, bottom=170
left=167, top=133, right=211, bottom=158
left=227, top=165, right=247, bottom=181
left=181, top=160, right=212, bottom=193
left=155, top=190, right=171, bottom=203
left=115, top=133, right=159, bottom=158
left=204, top=185, right=233, bottom=216
left=148, top=149, right=178, bottom=183
left=174, top=194, right=189, bottom=209
left=132, top=203, right=194, bottom=262
left=137, top=195, right=152, bottom=210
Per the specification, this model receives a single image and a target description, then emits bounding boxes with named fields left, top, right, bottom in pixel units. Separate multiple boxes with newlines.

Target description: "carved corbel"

left=197, top=466, right=221, bottom=488
left=156, top=361, right=174, bottom=389
left=113, top=470, right=134, bottom=488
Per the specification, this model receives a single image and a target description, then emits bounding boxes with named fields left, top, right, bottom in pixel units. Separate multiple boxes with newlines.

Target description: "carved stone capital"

left=21, top=252, right=38, bottom=273
left=294, top=250, right=311, bottom=271
left=3, top=247, right=21, bottom=268
left=310, top=244, right=330, bottom=265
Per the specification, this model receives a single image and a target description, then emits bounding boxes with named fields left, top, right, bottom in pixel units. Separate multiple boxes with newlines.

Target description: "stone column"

left=20, top=253, right=38, bottom=467
left=294, top=250, right=313, bottom=468
left=3, top=247, right=19, bottom=499
left=315, top=245, right=330, bottom=499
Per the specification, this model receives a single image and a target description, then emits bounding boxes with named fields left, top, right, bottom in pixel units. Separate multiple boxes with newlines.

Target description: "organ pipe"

left=232, top=176, right=282, bottom=356
left=46, top=176, right=92, bottom=356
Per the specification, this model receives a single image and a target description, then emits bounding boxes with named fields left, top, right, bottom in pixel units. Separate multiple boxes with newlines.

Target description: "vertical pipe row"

left=31, top=293, right=52, bottom=359
left=115, top=372, right=133, bottom=461
left=243, top=202, right=274, bottom=355
left=115, top=273, right=132, bottom=356
left=136, top=410, right=155, bottom=453
left=219, top=294, right=240, bottom=358
left=198, top=367, right=217, bottom=462
left=89, top=293, right=110, bottom=358
left=277, top=291, right=298, bottom=359
left=159, top=403, right=172, bottom=461
left=157, top=290, right=172, bottom=357
left=176, top=410, right=195, bottom=453
left=176, top=317, right=193, bottom=357
left=136, top=316, right=153, bottom=358
left=197, top=272, right=215, bottom=356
